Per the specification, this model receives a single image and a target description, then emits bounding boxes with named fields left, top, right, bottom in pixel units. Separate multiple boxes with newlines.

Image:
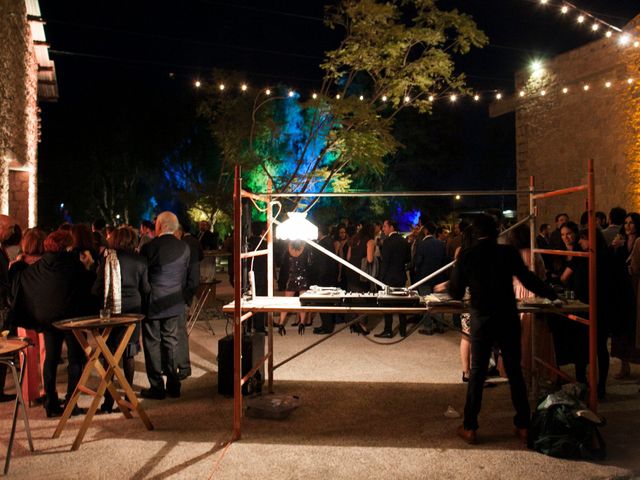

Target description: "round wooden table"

left=52, top=314, right=153, bottom=451
left=0, top=338, right=34, bottom=474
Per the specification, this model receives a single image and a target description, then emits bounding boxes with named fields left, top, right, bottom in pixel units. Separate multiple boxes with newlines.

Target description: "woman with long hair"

left=93, top=226, right=150, bottom=413
left=611, top=213, right=640, bottom=379
left=275, top=240, right=312, bottom=335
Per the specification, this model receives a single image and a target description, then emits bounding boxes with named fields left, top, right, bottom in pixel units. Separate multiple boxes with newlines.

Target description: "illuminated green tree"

left=201, top=0, right=487, bottom=212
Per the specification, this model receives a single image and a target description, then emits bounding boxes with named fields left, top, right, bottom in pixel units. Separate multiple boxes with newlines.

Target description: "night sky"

left=37, top=0, right=640, bottom=225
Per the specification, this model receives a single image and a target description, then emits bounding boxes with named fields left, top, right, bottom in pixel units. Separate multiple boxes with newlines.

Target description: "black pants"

left=464, top=312, right=529, bottom=431
left=142, top=315, right=181, bottom=392
left=43, top=329, right=86, bottom=403
left=383, top=314, right=406, bottom=332
left=176, top=309, right=191, bottom=375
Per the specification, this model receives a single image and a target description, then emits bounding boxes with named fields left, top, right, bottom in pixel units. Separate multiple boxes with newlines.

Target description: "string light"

left=496, top=92, right=502, bottom=100
left=404, top=95, right=410, bottom=103
left=312, top=92, right=317, bottom=99
left=473, top=94, right=480, bottom=101
left=539, top=0, right=548, bottom=4
left=591, top=23, right=599, bottom=32
left=577, top=15, right=585, bottom=24
left=219, top=84, right=225, bottom=91
left=335, top=94, right=341, bottom=99
left=288, top=90, right=295, bottom=97
left=450, top=94, right=457, bottom=102
left=562, top=87, right=568, bottom=94
left=381, top=95, right=387, bottom=102
left=628, top=78, right=634, bottom=84
left=635, top=41, right=640, bottom=48
left=619, top=34, right=631, bottom=46
left=241, top=83, right=248, bottom=91
left=605, top=81, right=611, bottom=88
left=583, top=84, right=590, bottom=91
left=265, top=89, right=271, bottom=95
left=194, top=80, right=201, bottom=88
left=428, top=95, right=434, bottom=102
left=606, top=31, right=612, bottom=38
left=359, top=95, right=364, bottom=101
left=560, top=5, right=568, bottom=14
left=540, top=89, right=546, bottom=96
left=519, top=90, right=525, bottom=97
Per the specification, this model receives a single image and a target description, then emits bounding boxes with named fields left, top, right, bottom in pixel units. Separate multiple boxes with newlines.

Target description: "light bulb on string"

left=381, top=95, right=388, bottom=102
left=619, top=33, right=631, bottom=46
left=577, top=15, right=585, bottom=24
left=241, top=84, right=248, bottom=92
left=450, top=94, right=457, bottom=102
left=359, top=95, right=364, bottom=101
left=519, top=90, right=525, bottom=97
left=496, top=92, right=502, bottom=100
left=473, top=94, right=480, bottom=101
left=605, top=31, right=613, bottom=38
left=562, top=87, right=568, bottom=94
left=540, top=90, right=547, bottom=96
left=265, top=89, right=271, bottom=95
left=539, top=0, right=548, bottom=4
left=591, top=23, right=599, bottom=32
left=583, top=84, right=590, bottom=91
left=219, top=84, right=225, bottom=91
left=194, top=80, right=201, bottom=88
left=628, top=78, right=634, bottom=84
left=428, top=95, right=434, bottom=102
left=312, top=93, right=318, bottom=99
left=530, top=59, right=544, bottom=78
left=335, top=94, right=341, bottom=99
left=404, top=96, right=410, bottom=103
left=605, top=81, right=611, bottom=88
left=288, top=90, right=295, bottom=97
left=560, top=5, right=568, bottom=14
left=635, top=41, right=640, bottom=48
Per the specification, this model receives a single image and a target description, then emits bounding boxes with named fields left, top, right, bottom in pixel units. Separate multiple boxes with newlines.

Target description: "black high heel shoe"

left=298, top=323, right=305, bottom=335
left=277, top=324, right=286, bottom=336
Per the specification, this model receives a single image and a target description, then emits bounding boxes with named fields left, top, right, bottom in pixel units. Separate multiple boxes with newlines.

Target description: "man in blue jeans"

left=449, top=214, right=557, bottom=444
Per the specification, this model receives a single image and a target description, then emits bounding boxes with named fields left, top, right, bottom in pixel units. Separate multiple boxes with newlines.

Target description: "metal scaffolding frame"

left=529, top=159, right=598, bottom=412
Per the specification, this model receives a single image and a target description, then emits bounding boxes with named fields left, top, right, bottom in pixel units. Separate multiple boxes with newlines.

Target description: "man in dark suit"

left=175, top=223, right=202, bottom=380
left=375, top=219, right=410, bottom=338
left=198, top=221, right=218, bottom=251
left=449, top=214, right=558, bottom=445
left=414, top=221, right=448, bottom=335
left=312, top=224, right=339, bottom=334
left=140, top=211, right=193, bottom=399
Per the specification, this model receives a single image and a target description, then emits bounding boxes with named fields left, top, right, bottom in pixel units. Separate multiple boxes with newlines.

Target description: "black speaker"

left=217, top=333, right=265, bottom=396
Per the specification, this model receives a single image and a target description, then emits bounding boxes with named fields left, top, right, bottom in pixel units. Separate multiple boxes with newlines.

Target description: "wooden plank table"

left=52, top=314, right=153, bottom=451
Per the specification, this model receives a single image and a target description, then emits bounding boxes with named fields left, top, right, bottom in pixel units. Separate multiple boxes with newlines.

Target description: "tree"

left=201, top=0, right=487, bottom=213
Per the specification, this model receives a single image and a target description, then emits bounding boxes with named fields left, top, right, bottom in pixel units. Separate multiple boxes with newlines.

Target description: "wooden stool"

left=0, top=338, right=34, bottom=474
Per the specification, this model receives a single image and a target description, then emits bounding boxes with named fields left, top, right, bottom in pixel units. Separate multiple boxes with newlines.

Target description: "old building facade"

left=0, top=0, right=57, bottom=228
left=492, top=15, right=640, bottom=225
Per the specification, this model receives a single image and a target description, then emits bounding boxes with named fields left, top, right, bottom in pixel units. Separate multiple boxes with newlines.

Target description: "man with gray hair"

left=140, top=211, right=193, bottom=399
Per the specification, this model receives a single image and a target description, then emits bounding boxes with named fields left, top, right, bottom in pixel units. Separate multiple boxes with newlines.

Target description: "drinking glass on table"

left=99, top=308, right=111, bottom=321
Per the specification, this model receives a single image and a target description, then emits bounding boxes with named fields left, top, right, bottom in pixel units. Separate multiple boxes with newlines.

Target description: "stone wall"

left=0, top=0, right=39, bottom=228
left=514, top=20, right=640, bottom=226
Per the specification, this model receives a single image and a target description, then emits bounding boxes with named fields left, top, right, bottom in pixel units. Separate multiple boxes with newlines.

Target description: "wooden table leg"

left=94, top=328, right=153, bottom=431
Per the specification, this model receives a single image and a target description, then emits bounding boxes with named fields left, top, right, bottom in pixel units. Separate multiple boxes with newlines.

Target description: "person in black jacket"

left=140, top=211, right=193, bottom=399
left=312, top=224, right=339, bottom=334
left=449, top=214, right=558, bottom=445
left=375, top=219, right=410, bottom=338
left=12, top=230, right=97, bottom=417
left=93, top=227, right=150, bottom=412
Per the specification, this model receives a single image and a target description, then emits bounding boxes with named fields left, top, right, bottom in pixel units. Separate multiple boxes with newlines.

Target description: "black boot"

left=44, top=395, right=63, bottom=418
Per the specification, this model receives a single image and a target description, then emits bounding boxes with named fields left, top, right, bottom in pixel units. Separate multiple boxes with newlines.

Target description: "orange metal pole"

left=532, top=184, right=587, bottom=200
left=266, top=179, right=274, bottom=394
left=587, top=159, right=598, bottom=413
left=232, top=165, right=242, bottom=441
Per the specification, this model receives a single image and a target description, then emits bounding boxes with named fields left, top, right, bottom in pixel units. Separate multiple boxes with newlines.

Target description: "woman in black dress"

left=275, top=241, right=312, bottom=335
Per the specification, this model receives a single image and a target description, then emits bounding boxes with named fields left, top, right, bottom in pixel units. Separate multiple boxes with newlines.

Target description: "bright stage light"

left=276, top=212, right=318, bottom=241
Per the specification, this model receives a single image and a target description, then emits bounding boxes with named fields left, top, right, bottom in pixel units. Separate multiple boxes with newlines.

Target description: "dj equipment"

left=377, top=288, right=422, bottom=307
left=299, top=286, right=423, bottom=308
left=298, top=286, right=346, bottom=306
left=217, top=332, right=265, bottom=396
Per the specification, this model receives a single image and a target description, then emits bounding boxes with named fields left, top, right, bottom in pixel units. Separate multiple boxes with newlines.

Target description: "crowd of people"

left=0, top=212, right=217, bottom=417
left=263, top=206, right=640, bottom=442
left=2, top=203, right=639, bottom=444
